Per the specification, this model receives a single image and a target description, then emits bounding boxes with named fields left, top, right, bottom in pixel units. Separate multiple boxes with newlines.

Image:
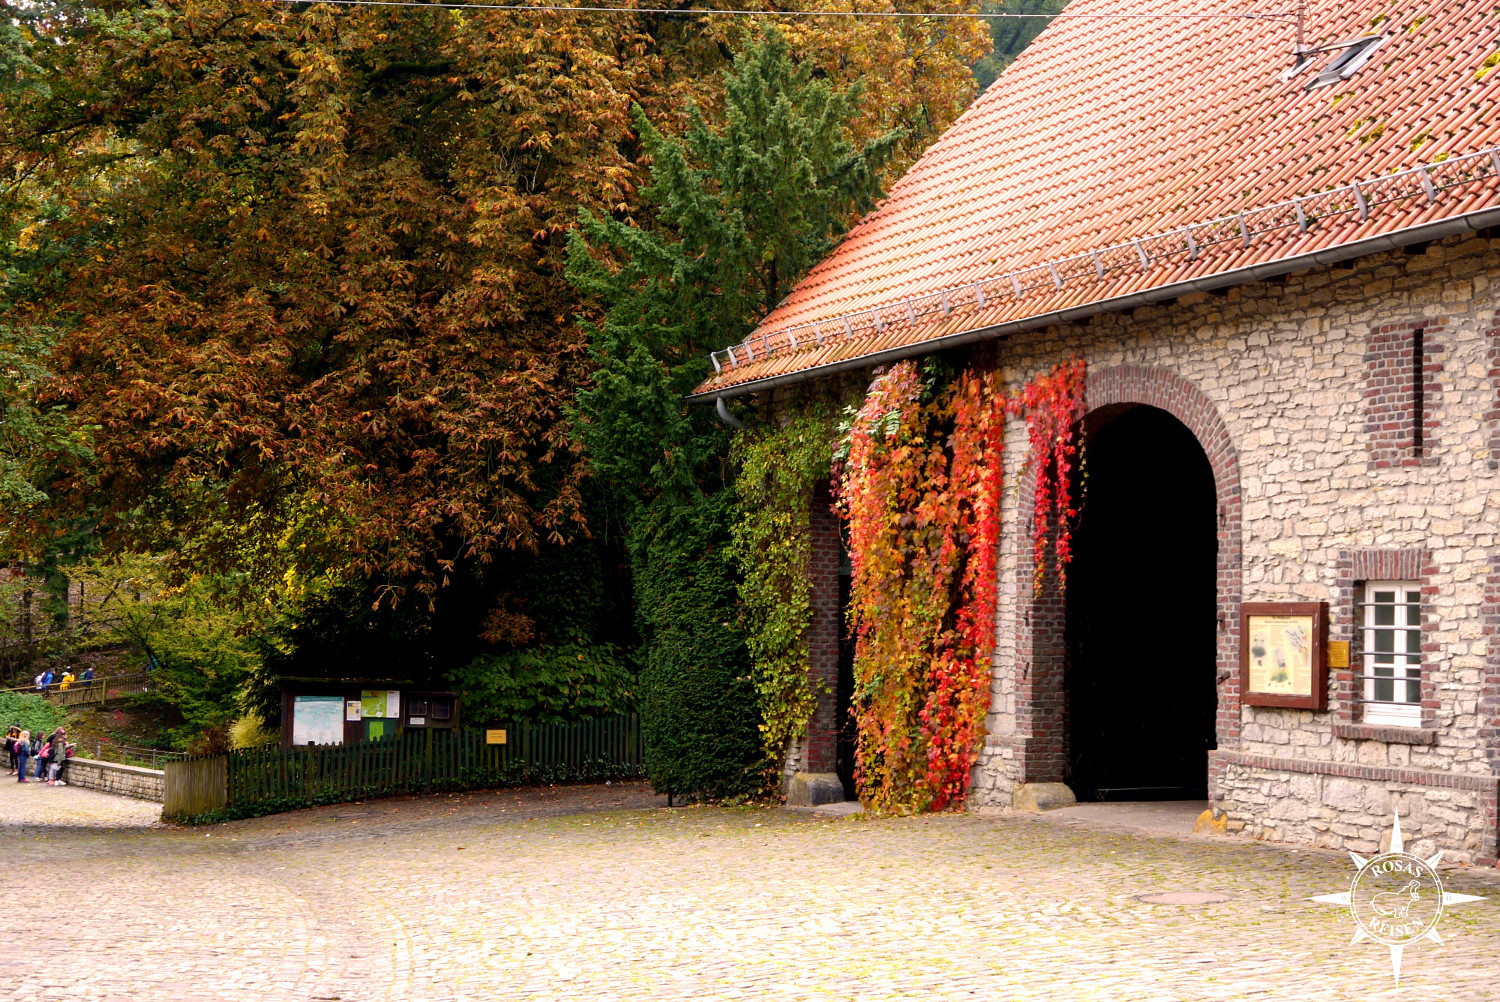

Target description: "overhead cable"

left=265, top=0, right=1300, bottom=21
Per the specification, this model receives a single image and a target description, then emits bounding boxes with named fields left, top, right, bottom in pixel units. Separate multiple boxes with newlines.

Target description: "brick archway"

left=1011, top=364, right=1242, bottom=802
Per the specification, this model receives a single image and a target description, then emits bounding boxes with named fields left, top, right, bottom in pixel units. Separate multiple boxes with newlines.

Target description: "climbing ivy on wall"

left=1017, top=358, right=1088, bottom=594
left=837, top=357, right=1084, bottom=813
left=728, top=412, right=838, bottom=781
left=837, top=361, right=1004, bottom=812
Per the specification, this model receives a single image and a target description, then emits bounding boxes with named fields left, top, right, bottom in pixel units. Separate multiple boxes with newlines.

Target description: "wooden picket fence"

left=166, top=714, right=645, bottom=819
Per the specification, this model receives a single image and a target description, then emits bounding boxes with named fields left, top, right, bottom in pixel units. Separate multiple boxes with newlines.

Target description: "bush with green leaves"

left=631, top=490, right=763, bottom=799
left=68, top=555, right=259, bottom=750
left=448, top=643, right=635, bottom=726
left=0, top=690, right=65, bottom=739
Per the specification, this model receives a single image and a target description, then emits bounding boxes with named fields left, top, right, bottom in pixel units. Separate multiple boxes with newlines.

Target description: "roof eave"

left=691, top=205, right=1500, bottom=403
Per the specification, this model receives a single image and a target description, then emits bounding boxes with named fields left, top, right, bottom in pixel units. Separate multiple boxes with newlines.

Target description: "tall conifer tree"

left=567, top=33, right=898, bottom=798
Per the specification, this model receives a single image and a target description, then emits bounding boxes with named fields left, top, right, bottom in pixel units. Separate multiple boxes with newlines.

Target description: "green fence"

left=206, top=715, right=643, bottom=818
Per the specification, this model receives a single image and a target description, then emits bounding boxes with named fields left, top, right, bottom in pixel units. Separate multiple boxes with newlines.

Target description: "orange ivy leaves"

left=4, top=1, right=988, bottom=601
left=837, top=361, right=1003, bottom=812
left=838, top=357, right=1084, bottom=813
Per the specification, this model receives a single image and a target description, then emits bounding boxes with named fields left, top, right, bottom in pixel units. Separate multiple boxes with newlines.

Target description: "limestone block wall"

left=966, top=232, right=1500, bottom=863
left=61, top=758, right=166, bottom=803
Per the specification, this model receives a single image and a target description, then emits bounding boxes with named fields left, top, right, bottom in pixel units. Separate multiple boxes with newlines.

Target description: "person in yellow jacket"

left=58, top=671, right=74, bottom=691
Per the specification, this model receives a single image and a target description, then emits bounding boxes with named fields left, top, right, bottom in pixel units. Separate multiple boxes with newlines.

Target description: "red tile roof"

left=693, top=0, right=1500, bottom=398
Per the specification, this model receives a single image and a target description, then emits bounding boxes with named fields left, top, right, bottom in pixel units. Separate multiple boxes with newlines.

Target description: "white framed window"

left=1360, top=581, right=1422, bottom=726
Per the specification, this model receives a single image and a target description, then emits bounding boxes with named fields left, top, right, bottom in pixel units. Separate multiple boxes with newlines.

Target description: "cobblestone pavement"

left=0, top=769, right=163, bottom=828
left=3, top=781, right=1497, bottom=1001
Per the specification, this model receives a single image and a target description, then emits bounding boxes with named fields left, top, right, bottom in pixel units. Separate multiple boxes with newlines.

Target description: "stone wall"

left=966, top=232, right=1500, bottom=863
left=61, top=757, right=165, bottom=803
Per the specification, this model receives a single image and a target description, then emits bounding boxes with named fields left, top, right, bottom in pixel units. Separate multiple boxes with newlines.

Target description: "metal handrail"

left=88, top=742, right=187, bottom=770
left=706, top=145, right=1500, bottom=374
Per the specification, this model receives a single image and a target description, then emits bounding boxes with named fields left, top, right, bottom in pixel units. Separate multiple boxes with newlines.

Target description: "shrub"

left=0, top=691, right=65, bottom=738
left=448, top=643, right=635, bottom=726
left=632, top=491, right=765, bottom=800
left=638, top=625, right=762, bottom=801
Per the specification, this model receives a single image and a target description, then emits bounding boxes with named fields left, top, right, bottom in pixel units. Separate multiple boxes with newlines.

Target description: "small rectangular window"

left=1360, top=581, right=1421, bottom=725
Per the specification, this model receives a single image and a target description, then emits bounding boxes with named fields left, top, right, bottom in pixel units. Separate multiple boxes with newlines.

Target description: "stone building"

left=693, top=0, right=1500, bottom=863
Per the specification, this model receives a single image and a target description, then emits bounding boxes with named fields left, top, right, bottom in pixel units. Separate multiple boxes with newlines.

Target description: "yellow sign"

left=1326, top=641, right=1350, bottom=669
left=486, top=729, right=508, bottom=745
left=361, top=689, right=400, bottom=719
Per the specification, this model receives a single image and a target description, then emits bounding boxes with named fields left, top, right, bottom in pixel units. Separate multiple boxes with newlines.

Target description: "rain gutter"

left=695, top=206, right=1500, bottom=405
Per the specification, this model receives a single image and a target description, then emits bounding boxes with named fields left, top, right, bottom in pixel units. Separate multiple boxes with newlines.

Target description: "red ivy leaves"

left=919, top=367, right=1004, bottom=811
left=838, top=357, right=1084, bottom=813
left=1014, top=358, right=1087, bottom=594
left=837, top=362, right=928, bottom=811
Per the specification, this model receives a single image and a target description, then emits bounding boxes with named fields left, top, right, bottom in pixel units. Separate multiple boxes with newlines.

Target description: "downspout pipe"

left=715, top=396, right=747, bottom=430
left=690, top=207, right=1500, bottom=403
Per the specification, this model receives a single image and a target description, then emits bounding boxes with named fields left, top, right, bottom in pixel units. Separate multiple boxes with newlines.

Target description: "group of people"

left=3, top=724, right=71, bottom=785
left=33, top=666, right=94, bottom=692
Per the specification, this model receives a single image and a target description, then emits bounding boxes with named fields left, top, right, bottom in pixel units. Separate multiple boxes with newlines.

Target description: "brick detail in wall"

left=1330, top=548, right=1438, bottom=732
left=801, top=481, right=843, bottom=775
left=1487, top=327, right=1500, bottom=470
left=1012, top=365, right=1242, bottom=796
left=1363, top=321, right=1443, bottom=469
left=1483, top=553, right=1500, bottom=777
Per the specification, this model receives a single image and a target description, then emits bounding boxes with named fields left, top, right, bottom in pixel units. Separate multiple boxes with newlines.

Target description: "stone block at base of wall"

left=786, top=772, right=847, bottom=806
left=1013, top=782, right=1078, bottom=813
left=60, top=758, right=165, bottom=803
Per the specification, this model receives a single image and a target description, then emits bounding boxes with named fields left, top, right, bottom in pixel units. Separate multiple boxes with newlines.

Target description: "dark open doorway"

left=1065, top=404, right=1218, bottom=801
left=835, top=545, right=858, bottom=801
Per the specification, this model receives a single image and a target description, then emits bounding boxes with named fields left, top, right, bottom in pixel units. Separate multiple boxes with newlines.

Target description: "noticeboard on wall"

left=292, top=695, right=345, bottom=746
left=1240, top=602, right=1328, bottom=710
left=360, top=689, right=401, bottom=719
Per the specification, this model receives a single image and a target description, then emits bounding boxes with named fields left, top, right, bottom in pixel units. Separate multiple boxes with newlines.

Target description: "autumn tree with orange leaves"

left=0, top=1, right=987, bottom=736
left=2, top=0, right=984, bottom=601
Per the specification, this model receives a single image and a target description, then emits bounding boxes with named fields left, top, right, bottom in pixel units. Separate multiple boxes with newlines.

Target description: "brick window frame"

left=1363, top=321, right=1443, bottom=470
left=1331, top=548, right=1439, bottom=744
left=1485, top=326, right=1500, bottom=470
left=1011, top=365, right=1243, bottom=796
left=1481, top=553, right=1500, bottom=774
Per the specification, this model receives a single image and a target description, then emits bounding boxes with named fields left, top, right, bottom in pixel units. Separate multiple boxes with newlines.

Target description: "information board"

left=292, top=695, right=345, bottom=746
left=1240, top=602, right=1328, bottom=710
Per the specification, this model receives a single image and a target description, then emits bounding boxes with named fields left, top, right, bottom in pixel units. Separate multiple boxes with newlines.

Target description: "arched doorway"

left=1064, top=404, right=1219, bottom=801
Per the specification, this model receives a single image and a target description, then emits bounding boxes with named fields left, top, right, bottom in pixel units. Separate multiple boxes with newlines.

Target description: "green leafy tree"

left=567, top=33, right=898, bottom=798
left=1, top=0, right=983, bottom=610
left=70, top=554, right=259, bottom=750
left=972, top=0, right=1065, bottom=91
left=0, top=325, right=92, bottom=519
